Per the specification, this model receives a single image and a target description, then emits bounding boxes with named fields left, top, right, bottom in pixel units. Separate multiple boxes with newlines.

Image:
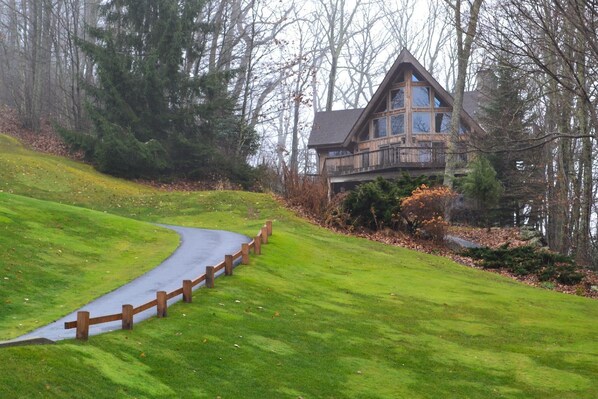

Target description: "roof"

left=463, top=90, right=481, bottom=119
left=308, top=108, right=364, bottom=148
left=343, top=48, right=484, bottom=147
left=307, top=49, right=485, bottom=149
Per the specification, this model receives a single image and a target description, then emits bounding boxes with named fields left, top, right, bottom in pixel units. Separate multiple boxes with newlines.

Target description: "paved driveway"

left=12, top=225, right=249, bottom=342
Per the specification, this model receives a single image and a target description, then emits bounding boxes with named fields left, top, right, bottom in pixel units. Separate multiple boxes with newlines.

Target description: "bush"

left=463, top=245, right=583, bottom=285
left=343, top=175, right=428, bottom=230
left=400, top=185, right=457, bottom=241
left=283, top=170, right=329, bottom=218
left=324, top=192, right=352, bottom=230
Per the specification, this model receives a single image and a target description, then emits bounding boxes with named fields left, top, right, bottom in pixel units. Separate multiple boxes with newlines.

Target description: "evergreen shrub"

left=342, top=175, right=428, bottom=230
left=463, top=245, right=583, bottom=285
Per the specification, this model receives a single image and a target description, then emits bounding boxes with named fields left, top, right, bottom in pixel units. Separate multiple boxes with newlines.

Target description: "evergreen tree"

left=478, top=55, right=543, bottom=226
left=67, top=0, right=258, bottom=181
left=462, top=156, right=503, bottom=229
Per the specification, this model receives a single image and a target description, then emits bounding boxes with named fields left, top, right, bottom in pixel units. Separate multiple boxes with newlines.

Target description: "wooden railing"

left=65, top=221, right=273, bottom=341
left=323, top=146, right=466, bottom=176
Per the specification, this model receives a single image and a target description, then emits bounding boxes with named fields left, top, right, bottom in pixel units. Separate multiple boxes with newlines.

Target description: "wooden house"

left=308, top=49, right=484, bottom=192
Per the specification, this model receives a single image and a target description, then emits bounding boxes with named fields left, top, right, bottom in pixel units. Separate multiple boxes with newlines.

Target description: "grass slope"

left=0, top=192, right=179, bottom=340
left=1, top=134, right=597, bottom=397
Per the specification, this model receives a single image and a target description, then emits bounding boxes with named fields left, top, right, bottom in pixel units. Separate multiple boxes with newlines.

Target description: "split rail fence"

left=65, top=221, right=273, bottom=341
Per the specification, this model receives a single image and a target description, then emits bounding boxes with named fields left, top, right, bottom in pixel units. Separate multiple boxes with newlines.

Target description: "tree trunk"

left=443, top=0, right=484, bottom=188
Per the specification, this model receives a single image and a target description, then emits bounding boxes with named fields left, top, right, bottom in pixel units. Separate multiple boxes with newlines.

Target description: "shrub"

left=343, top=175, right=428, bottom=230
left=324, top=192, right=352, bottom=230
left=463, top=245, right=583, bottom=285
left=283, top=170, right=329, bottom=218
left=400, top=185, right=457, bottom=241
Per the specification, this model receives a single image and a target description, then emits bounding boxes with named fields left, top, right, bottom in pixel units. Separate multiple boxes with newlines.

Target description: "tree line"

left=0, top=0, right=596, bottom=266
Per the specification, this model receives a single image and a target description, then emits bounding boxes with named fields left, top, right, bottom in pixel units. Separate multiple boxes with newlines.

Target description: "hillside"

left=0, top=191, right=179, bottom=340
left=0, top=134, right=597, bottom=398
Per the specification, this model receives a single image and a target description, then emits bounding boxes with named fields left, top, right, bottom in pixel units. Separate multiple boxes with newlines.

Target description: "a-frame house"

left=308, top=49, right=484, bottom=192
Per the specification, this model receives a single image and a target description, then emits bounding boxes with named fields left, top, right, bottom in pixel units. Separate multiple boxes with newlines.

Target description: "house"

left=308, top=49, right=484, bottom=193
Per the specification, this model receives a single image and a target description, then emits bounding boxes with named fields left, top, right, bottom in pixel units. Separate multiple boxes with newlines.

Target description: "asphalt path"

left=10, top=225, right=250, bottom=343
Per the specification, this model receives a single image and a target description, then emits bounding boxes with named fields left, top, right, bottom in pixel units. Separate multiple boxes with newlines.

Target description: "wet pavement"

left=6, top=225, right=249, bottom=343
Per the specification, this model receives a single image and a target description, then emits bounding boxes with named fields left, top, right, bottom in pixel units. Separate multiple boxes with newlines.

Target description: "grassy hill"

left=1, top=134, right=597, bottom=398
left=0, top=192, right=179, bottom=340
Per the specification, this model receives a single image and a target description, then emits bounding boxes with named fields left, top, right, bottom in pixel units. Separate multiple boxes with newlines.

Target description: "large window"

left=391, top=114, right=404, bottom=135
left=413, top=112, right=430, bottom=133
left=435, top=112, right=451, bottom=133
left=390, top=88, right=404, bottom=109
left=373, top=117, right=387, bottom=138
left=412, top=86, right=430, bottom=107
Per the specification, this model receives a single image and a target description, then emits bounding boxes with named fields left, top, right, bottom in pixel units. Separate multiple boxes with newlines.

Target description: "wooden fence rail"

left=65, top=221, right=273, bottom=340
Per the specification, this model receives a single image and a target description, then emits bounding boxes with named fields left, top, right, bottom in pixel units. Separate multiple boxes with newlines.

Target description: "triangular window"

left=434, top=95, right=449, bottom=108
left=412, top=71, right=424, bottom=82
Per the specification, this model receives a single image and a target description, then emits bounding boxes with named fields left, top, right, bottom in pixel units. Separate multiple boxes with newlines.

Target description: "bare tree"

left=314, top=0, right=364, bottom=111
left=442, top=0, right=484, bottom=188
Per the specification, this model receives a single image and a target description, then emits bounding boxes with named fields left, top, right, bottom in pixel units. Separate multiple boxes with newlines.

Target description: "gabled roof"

left=342, top=48, right=484, bottom=147
left=308, top=108, right=364, bottom=148
left=463, top=90, right=481, bottom=119
left=307, top=49, right=485, bottom=149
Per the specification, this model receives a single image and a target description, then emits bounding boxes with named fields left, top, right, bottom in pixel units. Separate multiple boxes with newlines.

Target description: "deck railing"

left=323, top=146, right=465, bottom=176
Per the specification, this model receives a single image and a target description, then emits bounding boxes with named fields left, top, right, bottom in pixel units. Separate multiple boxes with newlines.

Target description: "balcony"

left=323, top=145, right=465, bottom=177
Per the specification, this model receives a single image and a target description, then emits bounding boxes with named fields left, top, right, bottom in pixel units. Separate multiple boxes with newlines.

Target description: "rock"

left=520, top=226, right=542, bottom=241
left=445, top=235, right=481, bottom=251
left=527, top=236, right=546, bottom=248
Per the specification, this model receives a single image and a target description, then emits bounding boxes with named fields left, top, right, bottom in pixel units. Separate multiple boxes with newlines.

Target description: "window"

left=328, top=150, right=350, bottom=157
left=391, top=114, right=404, bottom=135
left=459, top=120, right=469, bottom=135
left=434, top=95, right=449, bottom=108
left=412, top=71, right=424, bottom=82
left=435, top=112, right=451, bottom=133
left=412, top=86, right=430, bottom=107
left=413, top=112, right=430, bottom=133
left=359, top=129, right=369, bottom=141
left=395, top=71, right=405, bottom=83
left=390, top=88, right=404, bottom=109
left=373, top=117, right=387, bottom=138
left=375, top=99, right=387, bottom=113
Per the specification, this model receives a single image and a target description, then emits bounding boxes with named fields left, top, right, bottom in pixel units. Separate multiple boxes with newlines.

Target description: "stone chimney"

left=476, top=68, right=497, bottom=99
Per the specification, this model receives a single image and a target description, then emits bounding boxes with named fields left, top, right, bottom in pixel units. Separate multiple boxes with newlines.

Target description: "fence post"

left=122, top=304, right=133, bottom=330
left=206, top=266, right=215, bottom=288
left=254, top=235, right=261, bottom=255
left=225, top=255, right=233, bottom=276
left=266, top=220, right=273, bottom=236
left=261, top=226, right=268, bottom=244
left=241, top=243, right=250, bottom=265
left=76, top=311, right=90, bottom=341
left=183, top=280, right=193, bottom=303
left=157, top=291, right=167, bottom=318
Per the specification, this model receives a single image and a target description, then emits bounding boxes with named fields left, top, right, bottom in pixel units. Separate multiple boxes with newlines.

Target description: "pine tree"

left=70, top=0, right=257, bottom=181
left=461, top=156, right=503, bottom=229
left=478, top=55, right=543, bottom=226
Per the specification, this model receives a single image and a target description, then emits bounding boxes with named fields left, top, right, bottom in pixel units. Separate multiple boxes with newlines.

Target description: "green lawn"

left=0, top=192, right=179, bottom=339
left=1, top=134, right=597, bottom=398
